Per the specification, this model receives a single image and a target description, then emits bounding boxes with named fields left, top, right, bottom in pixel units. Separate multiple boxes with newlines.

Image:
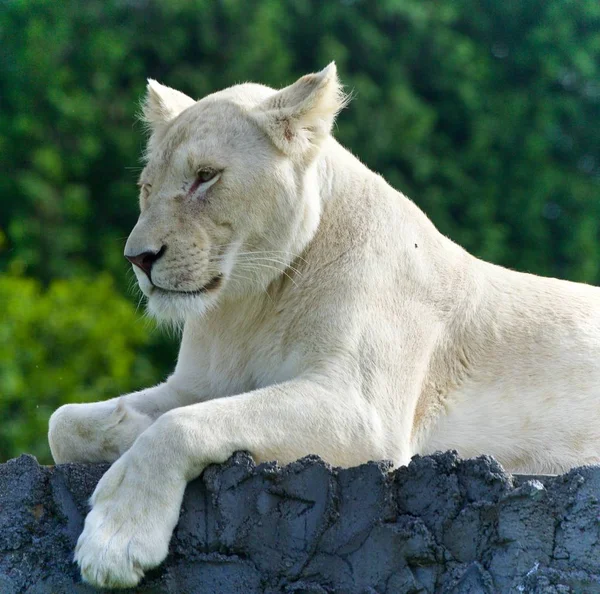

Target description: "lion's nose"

left=125, top=246, right=166, bottom=279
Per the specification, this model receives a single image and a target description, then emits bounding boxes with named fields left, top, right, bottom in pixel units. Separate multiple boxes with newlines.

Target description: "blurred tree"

left=0, top=273, right=163, bottom=463
left=1, top=0, right=599, bottom=284
left=0, top=0, right=599, bottom=460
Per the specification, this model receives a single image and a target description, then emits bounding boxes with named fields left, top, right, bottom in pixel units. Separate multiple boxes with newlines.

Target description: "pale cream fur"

left=48, top=63, right=600, bottom=588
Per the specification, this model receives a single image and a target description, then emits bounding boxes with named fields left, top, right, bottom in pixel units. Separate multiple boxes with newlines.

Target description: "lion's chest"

left=196, top=302, right=303, bottom=397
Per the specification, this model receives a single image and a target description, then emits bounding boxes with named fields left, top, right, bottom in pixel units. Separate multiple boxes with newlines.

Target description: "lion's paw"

left=75, top=505, right=170, bottom=588
left=74, top=453, right=184, bottom=588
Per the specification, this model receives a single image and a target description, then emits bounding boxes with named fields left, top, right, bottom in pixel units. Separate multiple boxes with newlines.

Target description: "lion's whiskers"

left=234, top=262, right=299, bottom=288
left=227, top=270, right=274, bottom=304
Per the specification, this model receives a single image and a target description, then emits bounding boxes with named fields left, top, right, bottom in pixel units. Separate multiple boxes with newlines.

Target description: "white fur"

left=48, top=63, right=600, bottom=588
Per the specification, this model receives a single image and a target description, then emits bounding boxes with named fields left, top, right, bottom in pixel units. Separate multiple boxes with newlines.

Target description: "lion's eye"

left=189, top=167, right=221, bottom=199
left=196, top=168, right=218, bottom=184
left=140, top=183, right=152, bottom=197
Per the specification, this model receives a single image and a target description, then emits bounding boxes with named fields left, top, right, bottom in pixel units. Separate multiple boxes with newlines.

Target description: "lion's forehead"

left=205, top=82, right=277, bottom=108
left=149, top=99, right=263, bottom=171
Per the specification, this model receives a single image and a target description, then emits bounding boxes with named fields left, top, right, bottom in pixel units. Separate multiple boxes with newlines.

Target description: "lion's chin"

left=152, top=274, right=223, bottom=298
left=145, top=276, right=223, bottom=324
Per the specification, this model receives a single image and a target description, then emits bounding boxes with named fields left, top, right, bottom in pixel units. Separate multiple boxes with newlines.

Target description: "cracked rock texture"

left=1, top=451, right=600, bottom=593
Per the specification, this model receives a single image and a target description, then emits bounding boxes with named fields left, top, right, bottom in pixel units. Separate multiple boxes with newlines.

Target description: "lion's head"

left=124, top=63, right=347, bottom=322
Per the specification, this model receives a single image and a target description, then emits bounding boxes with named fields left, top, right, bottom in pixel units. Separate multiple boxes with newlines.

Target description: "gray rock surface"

left=1, top=451, right=600, bottom=593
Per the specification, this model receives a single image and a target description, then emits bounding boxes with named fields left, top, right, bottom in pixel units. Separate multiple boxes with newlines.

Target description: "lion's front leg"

left=48, top=398, right=153, bottom=464
left=47, top=381, right=189, bottom=464
left=75, top=377, right=385, bottom=588
left=75, top=439, right=186, bottom=588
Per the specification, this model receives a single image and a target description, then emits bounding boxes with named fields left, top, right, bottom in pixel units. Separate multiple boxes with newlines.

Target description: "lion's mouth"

left=152, top=274, right=223, bottom=297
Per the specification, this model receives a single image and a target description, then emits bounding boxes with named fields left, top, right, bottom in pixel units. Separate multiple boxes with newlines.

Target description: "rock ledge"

left=1, top=451, right=600, bottom=593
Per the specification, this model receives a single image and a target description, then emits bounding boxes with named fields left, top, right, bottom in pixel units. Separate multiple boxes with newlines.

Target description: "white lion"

left=48, top=63, right=600, bottom=588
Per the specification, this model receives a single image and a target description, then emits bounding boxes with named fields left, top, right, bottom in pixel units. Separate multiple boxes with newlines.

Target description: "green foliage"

left=0, top=273, right=163, bottom=463
left=0, top=0, right=599, bottom=460
left=1, top=0, right=599, bottom=285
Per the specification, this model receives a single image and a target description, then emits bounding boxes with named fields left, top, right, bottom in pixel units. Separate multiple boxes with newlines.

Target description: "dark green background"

left=2, top=0, right=599, bottom=462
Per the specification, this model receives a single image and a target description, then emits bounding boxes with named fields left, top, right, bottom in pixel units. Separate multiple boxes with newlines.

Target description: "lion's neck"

left=315, top=138, right=377, bottom=206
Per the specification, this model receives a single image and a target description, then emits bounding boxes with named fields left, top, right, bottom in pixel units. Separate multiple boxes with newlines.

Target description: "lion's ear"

left=252, top=63, right=349, bottom=159
left=142, top=79, right=196, bottom=133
